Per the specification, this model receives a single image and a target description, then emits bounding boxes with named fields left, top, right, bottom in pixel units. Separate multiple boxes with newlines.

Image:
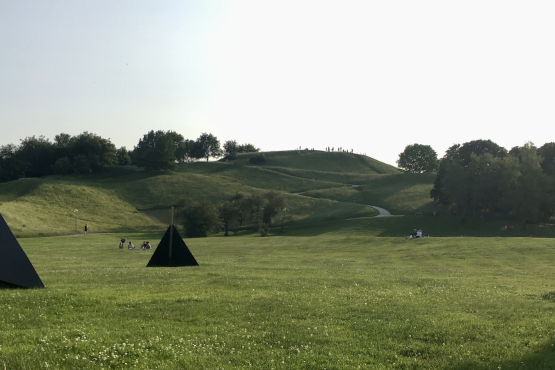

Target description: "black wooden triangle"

left=0, top=213, right=44, bottom=288
left=146, top=225, right=199, bottom=267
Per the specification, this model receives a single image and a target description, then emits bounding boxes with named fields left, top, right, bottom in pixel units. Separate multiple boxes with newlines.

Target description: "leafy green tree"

left=54, top=133, right=72, bottom=148
left=219, top=201, right=239, bottom=236
left=223, top=140, right=239, bottom=159
left=132, top=130, right=185, bottom=170
left=456, top=139, right=507, bottom=166
left=0, top=144, right=23, bottom=182
left=244, top=193, right=264, bottom=227
left=397, top=144, right=438, bottom=173
left=115, top=147, right=132, bottom=165
left=17, top=136, right=57, bottom=178
left=440, top=160, right=471, bottom=215
left=431, top=140, right=507, bottom=202
left=180, top=139, right=197, bottom=163
left=69, top=132, right=117, bottom=172
left=72, top=154, right=92, bottom=174
left=435, top=142, right=554, bottom=223
left=194, top=133, right=222, bottom=162
left=238, top=143, right=259, bottom=153
left=259, top=191, right=286, bottom=236
left=230, top=193, right=247, bottom=226
left=51, top=156, right=72, bottom=175
left=439, top=153, right=520, bottom=217
left=500, top=143, right=554, bottom=224
left=175, top=198, right=220, bottom=237
left=537, top=142, right=555, bottom=175
left=262, top=192, right=286, bottom=226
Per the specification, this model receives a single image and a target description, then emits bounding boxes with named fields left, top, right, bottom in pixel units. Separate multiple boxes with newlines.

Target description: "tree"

left=431, top=140, right=507, bottom=202
left=439, top=160, right=471, bottom=215
left=500, top=143, right=554, bottom=224
left=455, top=139, right=507, bottom=166
left=179, top=139, right=197, bottom=163
left=262, top=191, right=286, bottom=226
left=244, top=193, right=264, bottom=228
left=223, top=140, right=239, bottom=159
left=194, top=133, right=222, bottom=162
left=219, top=201, right=239, bottom=236
left=238, top=143, right=259, bottom=153
left=537, top=142, right=555, bottom=176
left=115, top=147, right=132, bottom=165
left=230, top=193, right=248, bottom=226
left=17, top=136, right=57, bottom=178
left=0, top=144, right=23, bottom=182
left=433, top=141, right=555, bottom=223
left=397, top=144, right=438, bottom=173
left=132, top=130, right=185, bottom=170
left=69, top=132, right=117, bottom=172
left=54, top=133, right=72, bottom=148
left=175, top=198, right=220, bottom=237
left=51, top=156, right=72, bottom=175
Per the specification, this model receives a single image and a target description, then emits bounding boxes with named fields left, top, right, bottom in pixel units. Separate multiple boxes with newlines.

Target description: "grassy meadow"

left=2, top=228, right=555, bottom=369
left=2, top=150, right=555, bottom=369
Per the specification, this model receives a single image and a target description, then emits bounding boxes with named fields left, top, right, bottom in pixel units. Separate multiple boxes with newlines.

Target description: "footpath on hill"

left=293, top=187, right=392, bottom=217
left=368, top=205, right=391, bottom=217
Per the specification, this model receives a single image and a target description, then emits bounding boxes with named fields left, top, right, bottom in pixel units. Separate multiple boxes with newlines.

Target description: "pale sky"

left=1, top=1, right=554, bottom=166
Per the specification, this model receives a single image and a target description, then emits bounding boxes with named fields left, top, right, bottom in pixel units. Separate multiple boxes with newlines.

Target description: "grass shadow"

left=452, top=341, right=555, bottom=370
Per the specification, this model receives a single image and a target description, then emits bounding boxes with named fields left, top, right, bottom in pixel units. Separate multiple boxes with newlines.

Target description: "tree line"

left=0, top=131, right=259, bottom=182
left=427, top=140, right=555, bottom=225
left=175, top=191, right=290, bottom=238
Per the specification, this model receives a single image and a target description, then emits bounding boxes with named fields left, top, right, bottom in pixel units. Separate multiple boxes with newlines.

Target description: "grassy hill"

left=2, top=150, right=552, bottom=238
left=0, top=151, right=407, bottom=237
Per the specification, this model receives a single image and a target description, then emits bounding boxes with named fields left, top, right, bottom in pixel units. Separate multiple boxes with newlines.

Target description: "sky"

left=1, top=1, right=554, bottom=167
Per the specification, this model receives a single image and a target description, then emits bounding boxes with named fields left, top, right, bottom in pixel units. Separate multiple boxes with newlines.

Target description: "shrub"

left=249, top=153, right=266, bottom=165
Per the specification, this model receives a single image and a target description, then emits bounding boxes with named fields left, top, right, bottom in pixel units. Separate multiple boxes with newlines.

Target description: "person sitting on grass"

left=128, top=241, right=136, bottom=250
left=145, top=241, right=152, bottom=250
left=407, top=229, right=417, bottom=238
left=415, top=229, right=423, bottom=238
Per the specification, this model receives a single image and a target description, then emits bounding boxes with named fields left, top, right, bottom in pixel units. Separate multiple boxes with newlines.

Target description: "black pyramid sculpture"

left=147, top=225, right=199, bottom=267
left=0, top=213, right=44, bottom=288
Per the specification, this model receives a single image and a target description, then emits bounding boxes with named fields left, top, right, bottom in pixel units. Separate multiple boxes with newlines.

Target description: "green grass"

left=358, top=172, right=437, bottom=215
left=283, top=215, right=555, bottom=238
left=228, top=150, right=399, bottom=175
left=0, top=150, right=545, bottom=238
left=0, top=183, right=164, bottom=237
left=2, top=231, right=555, bottom=369
left=0, top=178, right=42, bottom=203
left=0, top=151, right=404, bottom=237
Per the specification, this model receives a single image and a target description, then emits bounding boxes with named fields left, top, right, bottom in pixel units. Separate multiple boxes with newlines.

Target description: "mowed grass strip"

left=2, top=233, right=555, bottom=369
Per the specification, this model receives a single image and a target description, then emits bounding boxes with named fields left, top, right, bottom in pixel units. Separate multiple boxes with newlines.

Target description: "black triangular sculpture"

left=0, top=213, right=44, bottom=288
left=147, top=225, right=199, bottom=267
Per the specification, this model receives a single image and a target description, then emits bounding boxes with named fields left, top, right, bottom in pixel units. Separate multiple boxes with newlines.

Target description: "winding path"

left=368, top=205, right=391, bottom=217
left=293, top=186, right=393, bottom=217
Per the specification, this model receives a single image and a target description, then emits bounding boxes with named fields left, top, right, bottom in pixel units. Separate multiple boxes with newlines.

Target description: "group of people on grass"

left=407, top=229, right=426, bottom=239
left=119, top=238, right=152, bottom=250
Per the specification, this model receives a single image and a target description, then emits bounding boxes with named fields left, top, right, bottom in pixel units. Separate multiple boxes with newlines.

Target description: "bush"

left=249, top=153, right=266, bottom=165
left=175, top=198, right=220, bottom=237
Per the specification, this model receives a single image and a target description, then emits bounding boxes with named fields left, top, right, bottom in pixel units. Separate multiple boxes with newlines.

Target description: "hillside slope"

left=0, top=151, right=433, bottom=237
